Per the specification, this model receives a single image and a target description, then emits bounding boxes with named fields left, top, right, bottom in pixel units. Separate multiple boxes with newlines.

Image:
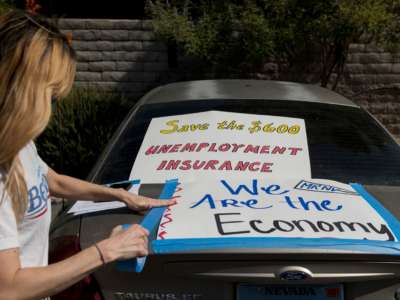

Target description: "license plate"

left=237, top=284, right=344, bottom=300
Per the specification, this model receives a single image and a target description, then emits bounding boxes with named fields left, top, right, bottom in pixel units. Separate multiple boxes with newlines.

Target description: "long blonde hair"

left=0, top=10, right=76, bottom=221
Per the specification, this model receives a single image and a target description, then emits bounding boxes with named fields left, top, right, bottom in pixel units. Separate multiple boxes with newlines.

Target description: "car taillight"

left=49, top=235, right=104, bottom=300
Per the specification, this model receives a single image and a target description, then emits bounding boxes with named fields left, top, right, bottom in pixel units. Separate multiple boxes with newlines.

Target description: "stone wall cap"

left=57, top=18, right=152, bottom=30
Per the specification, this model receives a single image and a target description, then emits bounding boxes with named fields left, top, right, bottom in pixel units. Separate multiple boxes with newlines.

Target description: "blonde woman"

left=0, top=10, right=175, bottom=300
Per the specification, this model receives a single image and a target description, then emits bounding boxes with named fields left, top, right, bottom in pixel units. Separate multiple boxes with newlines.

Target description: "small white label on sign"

left=129, top=111, right=310, bottom=182
left=157, top=178, right=396, bottom=242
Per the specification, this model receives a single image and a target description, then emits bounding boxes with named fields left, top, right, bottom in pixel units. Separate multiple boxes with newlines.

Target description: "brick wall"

left=340, top=44, right=400, bottom=139
left=59, top=19, right=169, bottom=99
left=59, top=19, right=400, bottom=139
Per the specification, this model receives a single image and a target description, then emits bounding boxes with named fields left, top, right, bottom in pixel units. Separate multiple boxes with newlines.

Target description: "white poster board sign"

left=130, top=111, right=310, bottom=182
left=157, top=178, right=396, bottom=242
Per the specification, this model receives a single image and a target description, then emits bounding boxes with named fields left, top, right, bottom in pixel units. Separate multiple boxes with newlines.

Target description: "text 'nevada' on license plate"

left=237, top=284, right=344, bottom=300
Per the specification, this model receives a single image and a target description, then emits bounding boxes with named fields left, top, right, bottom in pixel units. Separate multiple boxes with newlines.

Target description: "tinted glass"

left=93, top=100, right=400, bottom=186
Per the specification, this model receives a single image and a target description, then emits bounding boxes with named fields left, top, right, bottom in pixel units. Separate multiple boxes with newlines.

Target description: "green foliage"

left=0, top=0, right=16, bottom=14
left=36, top=88, right=136, bottom=179
left=147, top=0, right=400, bottom=87
left=262, top=0, right=400, bottom=87
left=147, top=0, right=275, bottom=74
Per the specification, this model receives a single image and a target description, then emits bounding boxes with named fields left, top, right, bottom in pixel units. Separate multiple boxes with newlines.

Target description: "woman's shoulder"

left=20, top=141, right=40, bottom=157
left=23, top=141, right=37, bottom=152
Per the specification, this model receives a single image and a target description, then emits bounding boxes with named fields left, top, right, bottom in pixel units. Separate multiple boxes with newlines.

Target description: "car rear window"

left=93, top=99, right=400, bottom=186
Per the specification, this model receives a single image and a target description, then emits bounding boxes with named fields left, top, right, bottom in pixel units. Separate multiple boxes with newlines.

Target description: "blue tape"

left=351, top=183, right=400, bottom=241
left=117, top=179, right=179, bottom=273
left=104, top=179, right=141, bottom=188
left=140, top=179, right=179, bottom=232
left=152, top=236, right=400, bottom=255
left=116, top=224, right=146, bottom=272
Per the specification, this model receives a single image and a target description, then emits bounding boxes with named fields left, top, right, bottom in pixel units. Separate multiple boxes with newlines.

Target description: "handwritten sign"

left=130, top=111, right=310, bottom=182
left=157, top=178, right=398, bottom=242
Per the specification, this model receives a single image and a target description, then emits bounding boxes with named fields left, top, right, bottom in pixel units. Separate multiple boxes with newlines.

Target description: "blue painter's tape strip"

left=152, top=236, right=400, bottom=255
left=116, top=224, right=146, bottom=272
left=104, top=179, right=141, bottom=188
left=351, top=183, right=400, bottom=241
left=117, top=179, right=179, bottom=273
left=140, top=179, right=179, bottom=232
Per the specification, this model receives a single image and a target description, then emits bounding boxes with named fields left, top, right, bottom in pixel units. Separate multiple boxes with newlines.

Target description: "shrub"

left=36, top=88, right=136, bottom=179
left=147, top=0, right=275, bottom=75
left=0, top=0, right=16, bottom=14
left=147, top=0, right=400, bottom=88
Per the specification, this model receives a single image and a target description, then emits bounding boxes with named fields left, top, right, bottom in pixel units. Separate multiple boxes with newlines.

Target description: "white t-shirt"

left=0, top=142, right=51, bottom=267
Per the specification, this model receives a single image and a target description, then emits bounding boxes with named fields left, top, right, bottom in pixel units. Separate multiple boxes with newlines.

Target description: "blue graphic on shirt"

left=26, top=174, right=49, bottom=219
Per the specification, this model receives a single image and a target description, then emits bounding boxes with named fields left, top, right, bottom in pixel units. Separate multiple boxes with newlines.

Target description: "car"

left=49, top=79, right=400, bottom=300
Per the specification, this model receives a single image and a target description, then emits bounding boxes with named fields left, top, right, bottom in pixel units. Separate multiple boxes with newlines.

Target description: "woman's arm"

left=0, top=224, right=149, bottom=300
left=47, top=168, right=176, bottom=211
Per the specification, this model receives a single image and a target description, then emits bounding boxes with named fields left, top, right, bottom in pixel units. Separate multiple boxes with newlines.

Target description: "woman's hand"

left=46, top=168, right=177, bottom=212
left=96, top=224, right=150, bottom=263
left=117, top=189, right=176, bottom=212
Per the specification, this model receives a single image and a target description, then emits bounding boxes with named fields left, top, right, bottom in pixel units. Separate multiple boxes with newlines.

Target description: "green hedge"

left=36, top=88, right=137, bottom=179
left=0, top=0, right=16, bottom=14
left=148, top=0, right=400, bottom=88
